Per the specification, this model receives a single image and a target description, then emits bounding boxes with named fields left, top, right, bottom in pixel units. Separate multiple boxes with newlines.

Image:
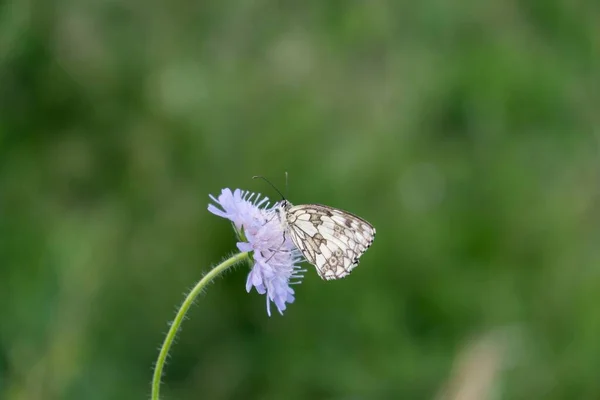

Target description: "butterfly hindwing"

left=283, top=203, right=375, bottom=280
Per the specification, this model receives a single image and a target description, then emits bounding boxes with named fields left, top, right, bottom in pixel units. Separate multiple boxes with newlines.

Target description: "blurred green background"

left=1, top=0, right=599, bottom=399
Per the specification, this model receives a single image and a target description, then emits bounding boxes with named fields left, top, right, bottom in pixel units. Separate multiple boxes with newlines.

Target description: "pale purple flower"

left=208, top=188, right=304, bottom=316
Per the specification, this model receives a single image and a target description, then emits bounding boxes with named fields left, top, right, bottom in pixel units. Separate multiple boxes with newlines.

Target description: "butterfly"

left=276, top=200, right=376, bottom=280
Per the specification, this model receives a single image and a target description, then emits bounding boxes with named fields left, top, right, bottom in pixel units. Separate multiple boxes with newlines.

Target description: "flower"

left=208, top=188, right=304, bottom=316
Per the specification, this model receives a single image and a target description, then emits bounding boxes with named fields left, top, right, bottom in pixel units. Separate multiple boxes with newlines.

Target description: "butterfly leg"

left=264, top=231, right=289, bottom=262
left=265, top=230, right=303, bottom=263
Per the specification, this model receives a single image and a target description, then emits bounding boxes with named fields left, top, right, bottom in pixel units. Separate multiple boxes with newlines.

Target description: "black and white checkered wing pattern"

left=284, top=204, right=375, bottom=280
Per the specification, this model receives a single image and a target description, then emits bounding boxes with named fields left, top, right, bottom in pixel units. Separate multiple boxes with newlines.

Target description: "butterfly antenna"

left=285, top=171, right=289, bottom=199
left=252, top=175, right=286, bottom=200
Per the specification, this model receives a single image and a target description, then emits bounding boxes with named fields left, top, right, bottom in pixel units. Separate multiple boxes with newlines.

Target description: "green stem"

left=151, top=252, right=249, bottom=400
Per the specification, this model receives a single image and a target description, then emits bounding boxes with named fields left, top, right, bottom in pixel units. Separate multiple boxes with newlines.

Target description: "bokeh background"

left=1, top=1, right=599, bottom=399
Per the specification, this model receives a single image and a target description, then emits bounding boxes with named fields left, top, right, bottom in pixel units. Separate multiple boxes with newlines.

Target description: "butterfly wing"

left=285, top=204, right=375, bottom=280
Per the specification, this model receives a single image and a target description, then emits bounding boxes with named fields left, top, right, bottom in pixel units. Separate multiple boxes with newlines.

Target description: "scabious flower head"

left=208, top=188, right=304, bottom=316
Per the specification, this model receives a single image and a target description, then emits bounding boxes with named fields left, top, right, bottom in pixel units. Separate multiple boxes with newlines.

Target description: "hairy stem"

left=151, top=251, right=249, bottom=400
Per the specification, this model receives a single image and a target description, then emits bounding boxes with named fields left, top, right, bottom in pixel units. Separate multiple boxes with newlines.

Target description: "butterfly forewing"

left=283, top=203, right=375, bottom=280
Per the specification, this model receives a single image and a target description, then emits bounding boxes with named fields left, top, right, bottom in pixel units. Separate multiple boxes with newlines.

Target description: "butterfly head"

left=276, top=199, right=292, bottom=217
left=279, top=199, right=292, bottom=210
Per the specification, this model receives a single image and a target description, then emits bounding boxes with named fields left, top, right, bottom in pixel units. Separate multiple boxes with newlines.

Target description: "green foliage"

left=1, top=1, right=599, bottom=399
